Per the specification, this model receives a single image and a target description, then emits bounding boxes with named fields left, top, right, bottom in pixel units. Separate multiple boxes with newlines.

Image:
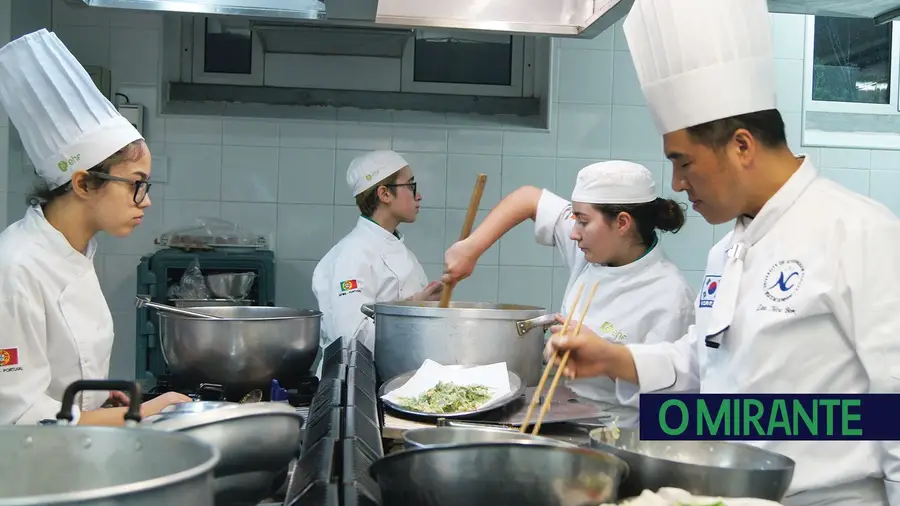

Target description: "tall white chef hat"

left=347, top=150, right=410, bottom=197
left=571, top=161, right=657, bottom=204
left=624, top=0, right=777, bottom=135
left=0, top=29, right=143, bottom=190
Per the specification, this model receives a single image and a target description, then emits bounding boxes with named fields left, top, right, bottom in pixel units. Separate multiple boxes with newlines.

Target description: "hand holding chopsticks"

left=520, top=281, right=600, bottom=435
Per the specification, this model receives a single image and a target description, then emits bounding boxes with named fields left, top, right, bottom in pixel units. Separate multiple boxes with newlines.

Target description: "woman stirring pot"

left=0, top=29, right=189, bottom=425
left=443, top=161, right=696, bottom=426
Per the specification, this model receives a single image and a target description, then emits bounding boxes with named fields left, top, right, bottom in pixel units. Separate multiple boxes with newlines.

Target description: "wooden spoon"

left=439, top=173, right=488, bottom=308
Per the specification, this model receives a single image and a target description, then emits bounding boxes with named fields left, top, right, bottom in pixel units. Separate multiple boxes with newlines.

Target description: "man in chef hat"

left=544, top=0, right=900, bottom=504
left=311, top=150, right=442, bottom=373
left=0, top=29, right=189, bottom=425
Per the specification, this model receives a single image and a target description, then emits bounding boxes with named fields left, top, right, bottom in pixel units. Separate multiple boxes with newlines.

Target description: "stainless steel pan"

left=0, top=380, right=219, bottom=506
left=403, top=427, right=576, bottom=450
left=370, top=443, right=629, bottom=506
left=144, top=401, right=305, bottom=504
left=588, top=426, right=795, bottom=500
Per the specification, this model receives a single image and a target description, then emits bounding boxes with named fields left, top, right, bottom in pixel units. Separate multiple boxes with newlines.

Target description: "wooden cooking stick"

left=519, top=283, right=584, bottom=434
left=532, top=280, right=600, bottom=436
left=439, top=173, right=488, bottom=308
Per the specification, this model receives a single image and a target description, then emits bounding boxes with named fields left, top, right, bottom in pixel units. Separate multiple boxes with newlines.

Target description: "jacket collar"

left=591, top=234, right=665, bottom=277
left=735, top=154, right=818, bottom=241
left=357, top=215, right=406, bottom=243
left=24, top=205, right=97, bottom=266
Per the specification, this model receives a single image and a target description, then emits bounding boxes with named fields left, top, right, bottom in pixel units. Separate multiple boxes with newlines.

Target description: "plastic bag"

left=168, top=259, right=212, bottom=300
left=156, top=217, right=265, bottom=250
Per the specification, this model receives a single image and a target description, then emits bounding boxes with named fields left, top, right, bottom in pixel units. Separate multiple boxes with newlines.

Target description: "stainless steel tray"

left=378, top=366, right=526, bottom=420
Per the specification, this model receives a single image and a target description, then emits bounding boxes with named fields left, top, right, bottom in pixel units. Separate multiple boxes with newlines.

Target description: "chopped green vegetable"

left=396, top=381, right=492, bottom=413
left=676, top=502, right=726, bottom=506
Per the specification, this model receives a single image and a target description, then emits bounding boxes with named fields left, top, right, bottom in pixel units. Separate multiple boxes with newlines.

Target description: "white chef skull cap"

left=0, top=29, right=143, bottom=190
left=347, top=150, right=410, bottom=197
left=571, top=161, right=657, bottom=205
left=624, top=0, right=777, bottom=135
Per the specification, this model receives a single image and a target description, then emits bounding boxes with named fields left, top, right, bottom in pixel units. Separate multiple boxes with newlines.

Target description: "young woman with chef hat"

left=311, top=150, right=443, bottom=373
left=0, top=29, right=190, bottom=426
left=442, top=160, right=695, bottom=426
left=545, top=0, right=900, bottom=503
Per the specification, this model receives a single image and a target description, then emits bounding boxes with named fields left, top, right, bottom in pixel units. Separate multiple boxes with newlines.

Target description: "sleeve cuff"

left=534, top=189, right=571, bottom=247
left=627, top=343, right=677, bottom=394
left=15, top=399, right=78, bottom=426
left=615, top=379, right=641, bottom=407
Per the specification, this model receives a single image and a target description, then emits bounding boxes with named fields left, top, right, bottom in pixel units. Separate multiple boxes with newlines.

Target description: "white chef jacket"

left=312, top=216, right=428, bottom=357
left=535, top=190, right=696, bottom=426
left=0, top=205, right=114, bottom=425
left=618, top=157, right=900, bottom=504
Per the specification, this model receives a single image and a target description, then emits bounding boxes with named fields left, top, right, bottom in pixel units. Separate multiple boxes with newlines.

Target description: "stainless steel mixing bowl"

left=159, top=306, right=321, bottom=390
left=206, top=272, right=256, bottom=299
left=588, top=427, right=795, bottom=500
left=370, top=443, right=629, bottom=506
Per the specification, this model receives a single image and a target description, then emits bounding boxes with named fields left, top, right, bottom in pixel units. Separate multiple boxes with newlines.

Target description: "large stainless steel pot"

left=363, top=301, right=556, bottom=386
left=403, top=427, right=576, bottom=450
left=0, top=380, right=220, bottom=506
left=588, top=427, right=795, bottom=500
left=159, top=306, right=322, bottom=389
left=143, top=401, right=305, bottom=505
left=370, top=443, right=629, bottom=506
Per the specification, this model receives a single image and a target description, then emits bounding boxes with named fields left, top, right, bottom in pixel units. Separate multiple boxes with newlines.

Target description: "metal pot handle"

left=360, top=303, right=376, bottom=320
left=436, top=418, right=519, bottom=432
left=515, top=313, right=558, bottom=337
left=56, top=379, right=143, bottom=426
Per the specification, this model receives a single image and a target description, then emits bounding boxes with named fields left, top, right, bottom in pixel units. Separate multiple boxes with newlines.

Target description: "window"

left=190, top=17, right=265, bottom=86
left=802, top=16, right=900, bottom=149
left=187, top=17, right=533, bottom=97
left=400, top=30, right=532, bottom=97
left=804, top=16, right=899, bottom=115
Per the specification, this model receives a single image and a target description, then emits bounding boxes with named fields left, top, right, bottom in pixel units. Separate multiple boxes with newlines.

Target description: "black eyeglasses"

left=384, top=182, right=417, bottom=196
left=90, top=173, right=152, bottom=204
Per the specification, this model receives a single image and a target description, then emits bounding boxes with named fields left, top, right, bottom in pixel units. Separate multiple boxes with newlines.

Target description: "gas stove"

left=143, top=374, right=320, bottom=408
left=140, top=375, right=321, bottom=506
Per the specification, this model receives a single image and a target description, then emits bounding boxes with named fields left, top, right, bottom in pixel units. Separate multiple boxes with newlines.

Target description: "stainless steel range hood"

left=76, top=0, right=900, bottom=38
left=76, top=0, right=634, bottom=38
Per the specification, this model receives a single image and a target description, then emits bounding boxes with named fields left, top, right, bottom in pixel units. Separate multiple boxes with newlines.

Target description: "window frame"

left=802, top=15, right=900, bottom=116
left=801, top=15, right=900, bottom=149
left=190, top=16, right=266, bottom=86
left=399, top=32, right=533, bottom=98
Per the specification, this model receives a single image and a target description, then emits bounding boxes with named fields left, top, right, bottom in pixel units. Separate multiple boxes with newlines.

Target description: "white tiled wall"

left=3, top=1, right=899, bottom=379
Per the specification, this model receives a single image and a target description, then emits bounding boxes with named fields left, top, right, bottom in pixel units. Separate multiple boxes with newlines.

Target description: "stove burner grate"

left=144, top=374, right=319, bottom=408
